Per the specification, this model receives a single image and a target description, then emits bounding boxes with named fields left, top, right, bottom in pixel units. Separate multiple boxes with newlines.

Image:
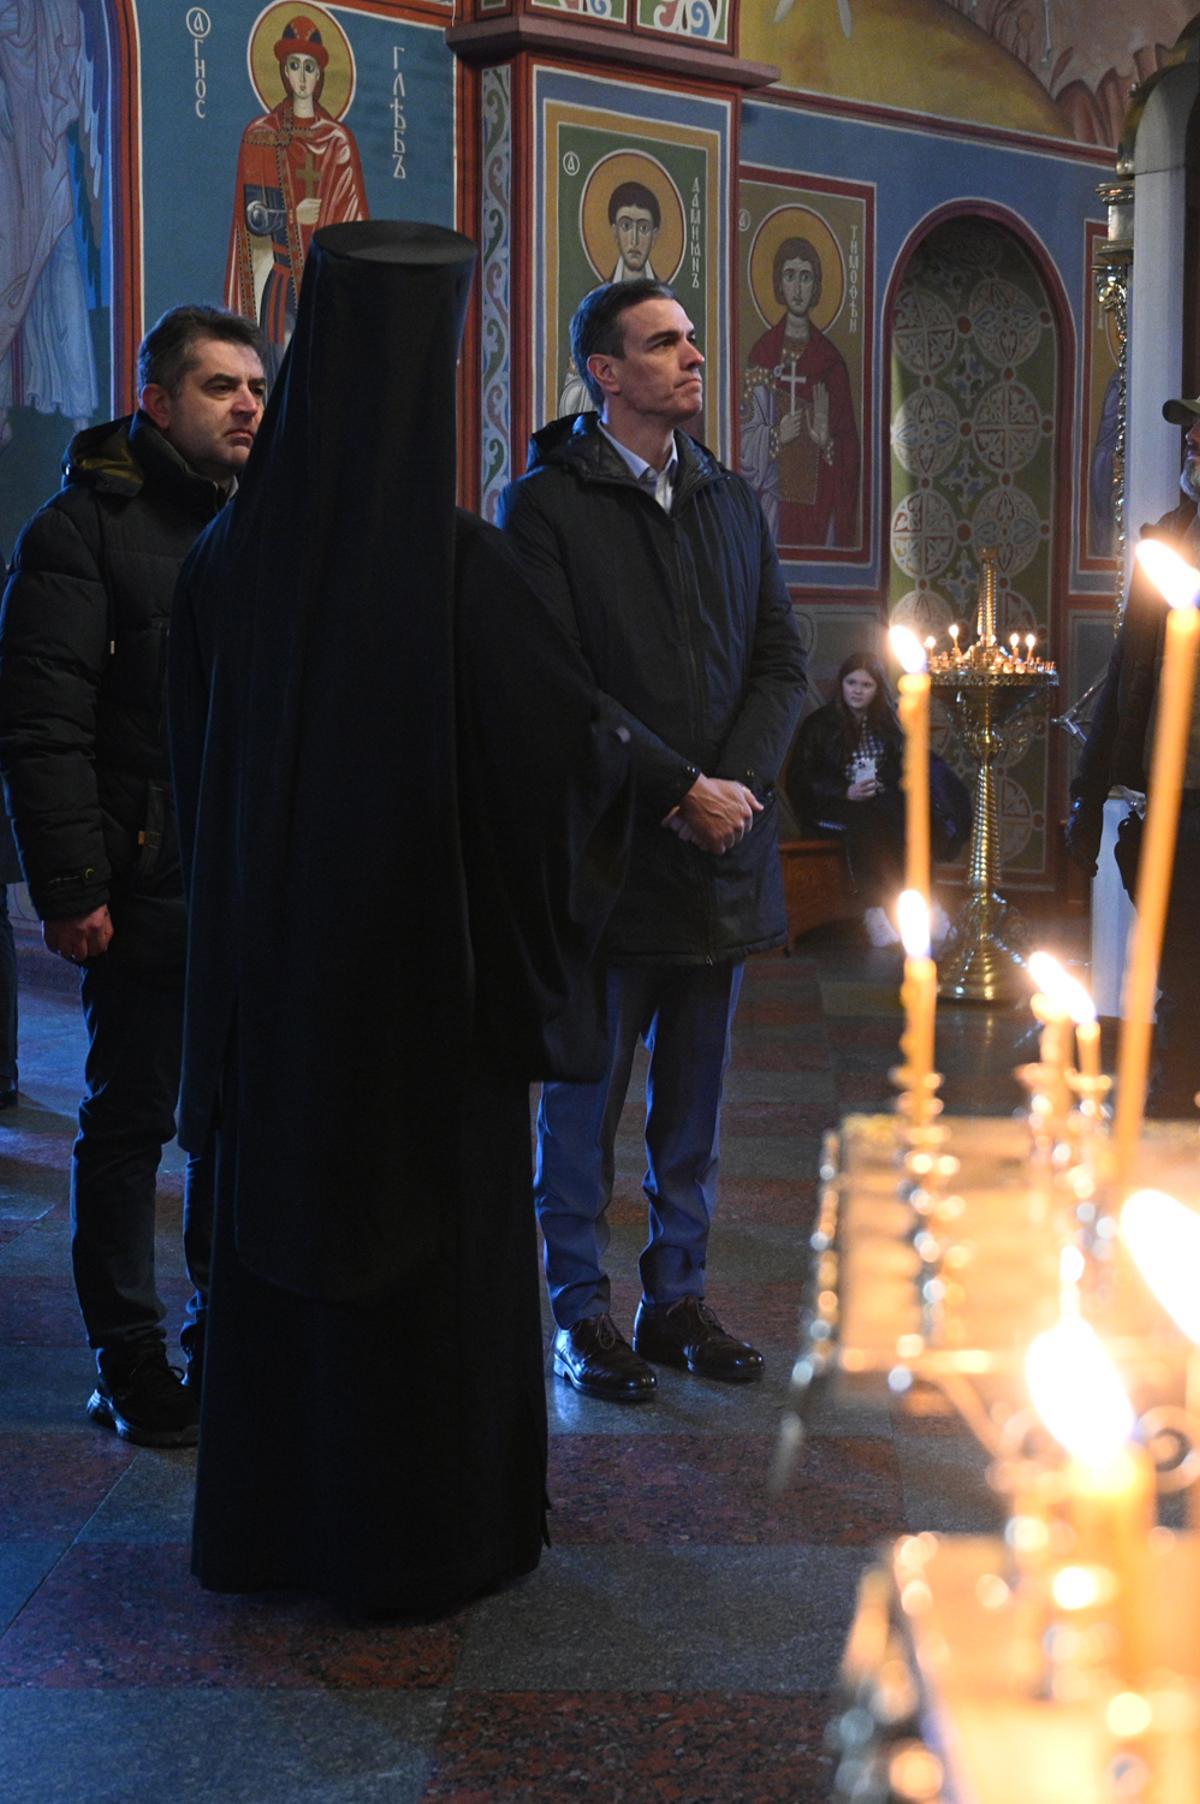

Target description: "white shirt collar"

left=598, top=423, right=678, bottom=512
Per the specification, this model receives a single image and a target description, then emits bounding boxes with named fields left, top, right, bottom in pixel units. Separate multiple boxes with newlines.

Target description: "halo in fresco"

left=892, top=286, right=958, bottom=376
left=579, top=152, right=686, bottom=282
left=747, top=205, right=845, bottom=333
left=968, top=276, right=1042, bottom=367
left=248, top=3, right=357, bottom=122
left=891, top=488, right=957, bottom=579
left=972, top=378, right=1044, bottom=474
left=891, top=387, right=961, bottom=479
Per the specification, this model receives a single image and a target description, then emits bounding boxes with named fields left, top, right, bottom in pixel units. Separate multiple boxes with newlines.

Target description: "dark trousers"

left=71, top=953, right=212, bottom=1364
left=1150, top=795, right=1200, bottom=1117
left=816, top=795, right=905, bottom=908
left=0, top=886, right=16, bottom=1090
left=534, top=960, right=744, bottom=1330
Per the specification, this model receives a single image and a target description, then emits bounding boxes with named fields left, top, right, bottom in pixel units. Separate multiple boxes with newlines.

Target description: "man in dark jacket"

left=0, top=305, right=266, bottom=1443
left=1065, top=394, right=1200, bottom=1116
left=500, top=279, right=806, bottom=1401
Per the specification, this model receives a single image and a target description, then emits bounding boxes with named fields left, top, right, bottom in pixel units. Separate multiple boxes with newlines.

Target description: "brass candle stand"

left=928, top=550, right=1058, bottom=1002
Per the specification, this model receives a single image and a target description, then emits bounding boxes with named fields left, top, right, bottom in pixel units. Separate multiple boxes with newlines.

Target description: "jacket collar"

left=63, top=412, right=230, bottom=520
left=527, top=412, right=724, bottom=509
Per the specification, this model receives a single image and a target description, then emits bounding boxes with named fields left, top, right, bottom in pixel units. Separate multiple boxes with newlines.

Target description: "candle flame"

left=1028, top=951, right=1096, bottom=1024
left=1135, top=540, right=1200, bottom=611
left=1025, top=1316, right=1134, bottom=1466
left=1121, top=1188, right=1200, bottom=1342
left=897, top=888, right=931, bottom=960
left=890, top=625, right=927, bottom=675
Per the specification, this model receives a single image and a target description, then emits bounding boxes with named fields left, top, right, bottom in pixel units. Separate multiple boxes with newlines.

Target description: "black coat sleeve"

left=0, top=499, right=112, bottom=920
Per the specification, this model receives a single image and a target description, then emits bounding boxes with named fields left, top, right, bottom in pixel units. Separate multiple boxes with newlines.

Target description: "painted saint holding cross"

left=741, top=223, right=859, bottom=552
left=225, top=10, right=368, bottom=377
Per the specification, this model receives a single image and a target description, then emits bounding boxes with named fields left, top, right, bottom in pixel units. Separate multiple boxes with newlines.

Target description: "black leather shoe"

left=552, top=1314, right=657, bottom=1402
left=87, top=1345, right=200, bottom=1447
left=0, top=1087, right=17, bottom=1111
left=633, top=1296, right=764, bottom=1383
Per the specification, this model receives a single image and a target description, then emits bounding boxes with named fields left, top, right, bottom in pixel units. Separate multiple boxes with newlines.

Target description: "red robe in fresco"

left=742, top=317, right=860, bottom=551
left=225, top=99, right=367, bottom=372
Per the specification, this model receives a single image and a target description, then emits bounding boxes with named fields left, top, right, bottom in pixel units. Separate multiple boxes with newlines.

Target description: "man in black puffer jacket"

left=0, top=305, right=266, bottom=1444
left=500, top=279, right=806, bottom=1403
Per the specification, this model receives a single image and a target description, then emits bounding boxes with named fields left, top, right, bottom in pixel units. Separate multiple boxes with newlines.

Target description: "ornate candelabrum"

left=928, top=548, right=1057, bottom=1002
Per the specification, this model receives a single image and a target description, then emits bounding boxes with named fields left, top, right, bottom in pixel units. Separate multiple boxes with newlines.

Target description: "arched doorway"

left=886, top=212, right=1066, bottom=893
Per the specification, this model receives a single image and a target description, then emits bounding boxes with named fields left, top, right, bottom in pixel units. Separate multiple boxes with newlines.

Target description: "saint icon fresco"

left=741, top=213, right=860, bottom=551
left=558, top=154, right=685, bottom=417
left=226, top=9, right=368, bottom=376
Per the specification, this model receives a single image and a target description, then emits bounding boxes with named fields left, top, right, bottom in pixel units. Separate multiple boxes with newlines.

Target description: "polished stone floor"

left=0, top=923, right=1062, bottom=1802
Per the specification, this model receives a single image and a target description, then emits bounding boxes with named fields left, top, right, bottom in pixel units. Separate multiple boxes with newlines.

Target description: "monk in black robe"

left=168, top=221, right=631, bottom=1617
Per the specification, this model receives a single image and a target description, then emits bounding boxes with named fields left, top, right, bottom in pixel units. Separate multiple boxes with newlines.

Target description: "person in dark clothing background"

left=0, top=305, right=266, bottom=1444
left=787, top=652, right=908, bottom=947
left=1066, top=391, right=1200, bottom=1117
left=500, top=278, right=806, bottom=1403
left=169, top=221, right=632, bottom=1618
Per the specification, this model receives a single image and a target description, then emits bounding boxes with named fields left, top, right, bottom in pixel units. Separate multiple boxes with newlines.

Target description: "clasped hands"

left=43, top=905, right=113, bottom=965
left=663, top=774, right=762, bottom=854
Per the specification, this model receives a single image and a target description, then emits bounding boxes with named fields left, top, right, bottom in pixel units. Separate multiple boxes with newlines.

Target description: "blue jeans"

left=535, top=960, right=744, bottom=1329
left=72, top=953, right=212, bottom=1365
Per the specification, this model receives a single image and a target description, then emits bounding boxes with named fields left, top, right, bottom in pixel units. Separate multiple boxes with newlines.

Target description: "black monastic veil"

left=169, top=221, right=632, bottom=1615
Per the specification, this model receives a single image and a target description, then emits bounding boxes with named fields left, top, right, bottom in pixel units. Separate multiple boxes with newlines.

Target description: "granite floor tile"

left=0, top=1543, right=465, bottom=1688
left=893, top=1424, right=1002, bottom=1534
left=424, top=1689, right=838, bottom=1802
left=458, top=1545, right=871, bottom=1692
left=0, top=1216, right=73, bottom=1277
left=711, top=1176, right=817, bottom=1227
left=547, top=1431, right=901, bottom=1546
left=0, top=1430, right=134, bottom=1540
left=79, top=1447, right=197, bottom=1544
left=0, top=1688, right=447, bottom=1804
left=0, top=1542, right=69, bottom=1635
left=0, top=1347, right=103, bottom=1430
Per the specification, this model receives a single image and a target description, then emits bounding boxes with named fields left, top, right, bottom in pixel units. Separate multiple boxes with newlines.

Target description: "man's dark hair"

left=137, top=305, right=266, bottom=397
left=569, top=279, right=677, bottom=411
left=773, top=236, right=823, bottom=308
left=607, top=181, right=661, bottom=230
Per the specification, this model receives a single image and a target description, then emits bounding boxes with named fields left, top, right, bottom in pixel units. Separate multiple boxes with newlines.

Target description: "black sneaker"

left=87, top=1346, right=200, bottom=1448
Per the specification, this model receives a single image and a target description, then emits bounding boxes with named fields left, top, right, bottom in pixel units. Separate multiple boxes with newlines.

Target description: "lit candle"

left=1122, top=1188, right=1200, bottom=1529
left=1114, top=543, right=1200, bottom=1188
left=1027, top=951, right=1076, bottom=1120
left=1026, top=1314, right=1154, bottom=1681
left=890, top=627, right=931, bottom=899
left=1010, top=632, right=1020, bottom=654
left=949, top=623, right=960, bottom=657
left=1025, top=633, right=1036, bottom=656
left=898, top=889, right=936, bottom=1123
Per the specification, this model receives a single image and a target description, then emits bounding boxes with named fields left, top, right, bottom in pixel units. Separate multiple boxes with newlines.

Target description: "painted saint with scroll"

left=225, top=11, right=368, bottom=376
left=741, top=232, right=859, bottom=550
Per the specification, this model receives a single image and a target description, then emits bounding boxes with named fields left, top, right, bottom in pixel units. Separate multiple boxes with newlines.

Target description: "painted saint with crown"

left=225, top=8, right=368, bottom=376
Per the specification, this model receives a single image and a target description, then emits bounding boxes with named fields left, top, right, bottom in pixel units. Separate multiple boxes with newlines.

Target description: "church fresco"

left=1079, top=218, right=1121, bottom=571
left=532, top=68, right=730, bottom=455
left=225, top=6, right=369, bottom=381
left=737, top=172, right=873, bottom=566
left=136, top=2, right=455, bottom=375
left=740, top=0, right=1193, bottom=147
left=0, top=0, right=110, bottom=558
